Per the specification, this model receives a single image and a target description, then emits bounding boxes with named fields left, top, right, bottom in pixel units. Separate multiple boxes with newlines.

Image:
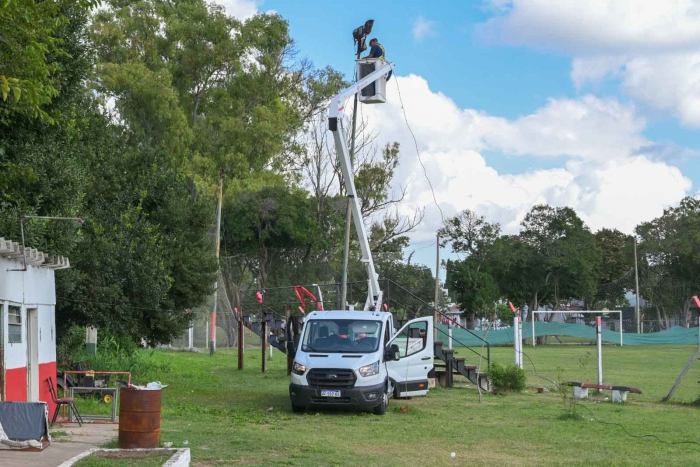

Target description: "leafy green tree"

left=592, top=228, right=633, bottom=308
left=0, top=0, right=97, bottom=125
left=1, top=2, right=216, bottom=344
left=440, top=210, right=501, bottom=328
left=636, top=196, right=700, bottom=328
left=91, top=1, right=322, bottom=199
left=519, top=205, right=601, bottom=317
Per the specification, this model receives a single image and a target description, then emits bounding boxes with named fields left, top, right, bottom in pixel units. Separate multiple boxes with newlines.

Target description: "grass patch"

left=127, top=346, right=700, bottom=466
left=73, top=450, right=172, bottom=467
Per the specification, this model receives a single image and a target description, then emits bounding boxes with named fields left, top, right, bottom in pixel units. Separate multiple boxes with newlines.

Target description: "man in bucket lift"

left=366, top=38, right=391, bottom=81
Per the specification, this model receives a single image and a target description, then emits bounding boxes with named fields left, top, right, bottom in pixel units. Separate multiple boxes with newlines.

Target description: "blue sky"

left=229, top=0, right=700, bottom=277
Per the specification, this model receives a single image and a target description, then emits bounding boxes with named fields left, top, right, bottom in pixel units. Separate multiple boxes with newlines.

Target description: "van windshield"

left=301, top=319, right=382, bottom=353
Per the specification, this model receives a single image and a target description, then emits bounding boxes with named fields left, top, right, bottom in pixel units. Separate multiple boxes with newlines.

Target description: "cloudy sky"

left=217, top=0, right=700, bottom=271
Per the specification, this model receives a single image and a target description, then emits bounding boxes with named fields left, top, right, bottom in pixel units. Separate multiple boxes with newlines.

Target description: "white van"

left=289, top=310, right=433, bottom=415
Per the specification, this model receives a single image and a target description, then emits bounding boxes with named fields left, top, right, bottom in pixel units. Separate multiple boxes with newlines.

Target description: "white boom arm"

left=328, top=61, right=395, bottom=311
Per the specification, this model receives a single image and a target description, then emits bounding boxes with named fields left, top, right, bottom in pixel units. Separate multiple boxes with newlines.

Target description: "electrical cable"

left=393, top=77, right=444, bottom=224
left=577, top=403, right=700, bottom=447
left=517, top=340, right=700, bottom=448
left=58, top=297, right=178, bottom=313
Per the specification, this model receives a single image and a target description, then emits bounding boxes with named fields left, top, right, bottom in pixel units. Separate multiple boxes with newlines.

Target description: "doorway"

left=26, top=308, right=39, bottom=402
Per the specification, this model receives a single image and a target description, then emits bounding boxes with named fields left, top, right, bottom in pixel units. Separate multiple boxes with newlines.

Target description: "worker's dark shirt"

left=369, top=44, right=384, bottom=59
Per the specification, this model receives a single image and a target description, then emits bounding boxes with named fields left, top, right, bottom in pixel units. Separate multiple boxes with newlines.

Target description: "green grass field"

left=84, top=345, right=699, bottom=466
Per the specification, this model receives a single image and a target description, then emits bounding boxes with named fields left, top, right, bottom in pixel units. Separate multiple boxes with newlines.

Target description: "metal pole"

left=619, top=312, right=623, bottom=346
left=633, top=236, right=641, bottom=334
left=434, top=233, right=440, bottom=340
left=518, top=316, right=523, bottom=369
left=340, top=48, right=362, bottom=311
left=514, top=314, right=519, bottom=366
left=532, top=311, right=536, bottom=348
left=596, top=317, right=603, bottom=391
left=210, top=169, right=224, bottom=355
left=448, top=319, right=452, bottom=350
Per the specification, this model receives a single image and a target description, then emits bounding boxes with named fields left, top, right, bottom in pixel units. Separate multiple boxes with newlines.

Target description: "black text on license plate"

left=321, top=389, right=341, bottom=397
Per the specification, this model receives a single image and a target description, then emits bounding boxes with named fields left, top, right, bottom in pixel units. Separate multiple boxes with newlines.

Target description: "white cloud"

left=573, top=53, right=700, bottom=128
left=476, top=0, right=700, bottom=54
left=354, top=75, right=691, bottom=239
left=210, top=0, right=259, bottom=20
left=476, top=1, right=700, bottom=128
left=412, top=16, right=436, bottom=41
left=471, top=95, right=649, bottom=160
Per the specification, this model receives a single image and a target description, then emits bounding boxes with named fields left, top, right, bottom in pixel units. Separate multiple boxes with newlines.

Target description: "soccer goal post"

left=530, top=310, right=623, bottom=347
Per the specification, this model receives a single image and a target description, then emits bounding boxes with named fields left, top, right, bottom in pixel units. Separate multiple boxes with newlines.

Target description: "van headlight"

left=359, top=361, right=379, bottom=377
left=292, top=361, right=306, bottom=375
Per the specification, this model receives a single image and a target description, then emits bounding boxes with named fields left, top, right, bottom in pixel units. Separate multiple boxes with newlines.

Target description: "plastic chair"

left=46, top=377, right=83, bottom=426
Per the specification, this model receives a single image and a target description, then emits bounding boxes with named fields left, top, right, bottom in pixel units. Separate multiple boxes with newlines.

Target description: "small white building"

left=0, top=238, right=70, bottom=416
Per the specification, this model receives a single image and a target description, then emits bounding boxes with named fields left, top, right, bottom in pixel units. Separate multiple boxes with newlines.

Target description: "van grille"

left=306, top=368, right=356, bottom=389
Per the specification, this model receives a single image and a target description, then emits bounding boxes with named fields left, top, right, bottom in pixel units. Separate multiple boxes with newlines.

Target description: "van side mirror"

left=385, top=344, right=400, bottom=361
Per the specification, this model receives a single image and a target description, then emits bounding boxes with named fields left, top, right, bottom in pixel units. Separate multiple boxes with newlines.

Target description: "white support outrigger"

left=328, top=60, right=395, bottom=312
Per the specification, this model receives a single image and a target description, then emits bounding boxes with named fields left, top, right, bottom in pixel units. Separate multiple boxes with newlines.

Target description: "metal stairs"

left=432, top=340, right=490, bottom=392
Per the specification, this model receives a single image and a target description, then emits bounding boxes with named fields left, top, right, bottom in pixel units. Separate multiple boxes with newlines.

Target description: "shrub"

left=61, top=329, right=171, bottom=382
left=487, top=362, right=526, bottom=392
left=57, top=325, right=86, bottom=364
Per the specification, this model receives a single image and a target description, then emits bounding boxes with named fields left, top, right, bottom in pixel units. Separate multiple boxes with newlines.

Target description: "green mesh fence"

left=440, top=322, right=700, bottom=347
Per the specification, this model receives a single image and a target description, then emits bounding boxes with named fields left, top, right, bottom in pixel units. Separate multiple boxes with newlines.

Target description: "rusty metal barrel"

left=118, top=387, right=162, bottom=448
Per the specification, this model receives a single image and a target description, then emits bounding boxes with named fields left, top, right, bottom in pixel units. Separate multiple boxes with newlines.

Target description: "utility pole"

left=210, top=168, right=224, bottom=355
left=633, top=236, right=641, bottom=334
left=341, top=24, right=368, bottom=311
left=434, top=233, right=440, bottom=337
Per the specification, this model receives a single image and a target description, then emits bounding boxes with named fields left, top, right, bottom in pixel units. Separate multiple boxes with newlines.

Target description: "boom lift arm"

left=328, top=61, right=395, bottom=311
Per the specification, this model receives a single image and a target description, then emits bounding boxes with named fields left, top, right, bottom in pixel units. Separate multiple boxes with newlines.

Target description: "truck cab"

left=289, top=310, right=433, bottom=415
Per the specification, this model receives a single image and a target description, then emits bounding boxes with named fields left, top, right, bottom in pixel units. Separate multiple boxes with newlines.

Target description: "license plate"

left=321, top=389, right=341, bottom=397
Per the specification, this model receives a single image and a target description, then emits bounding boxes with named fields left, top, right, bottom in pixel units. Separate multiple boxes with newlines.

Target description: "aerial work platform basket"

left=357, top=58, right=387, bottom=104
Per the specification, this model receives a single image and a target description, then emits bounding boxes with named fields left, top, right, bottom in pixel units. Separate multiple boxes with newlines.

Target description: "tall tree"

left=636, top=196, right=700, bottom=328
left=90, top=1, right=318, bottom=199
left=519, top=205, right=601, bottom=318
left=439, top=210, right=501, bottom=328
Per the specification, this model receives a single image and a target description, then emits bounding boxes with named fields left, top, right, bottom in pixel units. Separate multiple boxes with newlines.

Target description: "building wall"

left=1, top=256, right=58, bottom=415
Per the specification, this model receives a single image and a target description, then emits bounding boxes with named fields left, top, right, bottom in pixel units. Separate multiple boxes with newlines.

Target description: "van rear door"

left=386, top=317, right=433, bottom=397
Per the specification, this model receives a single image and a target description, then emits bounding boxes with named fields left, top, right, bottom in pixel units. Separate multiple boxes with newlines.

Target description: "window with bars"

left=8, top=306, right=21, bottom=343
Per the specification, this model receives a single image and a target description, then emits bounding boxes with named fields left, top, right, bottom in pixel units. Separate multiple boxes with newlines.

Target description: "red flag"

left=692, top=296, right=700, bottom=308
left=508, top=302, right=516, bottom=313
left=255, top=291, right=263, bottom=304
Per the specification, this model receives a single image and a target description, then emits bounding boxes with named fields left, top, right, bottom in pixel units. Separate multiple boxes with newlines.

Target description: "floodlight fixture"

left=352, top=19, right=374, bottom=56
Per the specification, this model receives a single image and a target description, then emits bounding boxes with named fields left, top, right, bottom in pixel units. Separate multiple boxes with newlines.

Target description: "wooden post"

left=286, top=308, right=292, bottom=376
left=434, top=233, right=440, bottom=340
left=663, top=345, right=700, bottom=402
left=237, top=319, right=244, bottom=370
left=261, top=320, right=267, bottom=373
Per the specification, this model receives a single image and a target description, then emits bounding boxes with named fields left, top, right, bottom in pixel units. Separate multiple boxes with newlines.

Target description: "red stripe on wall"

left=5, top=363, right=57, bottom=416
left=39, top=362, right=57, bottom=416
left=5, top=367, right=27, bottom=402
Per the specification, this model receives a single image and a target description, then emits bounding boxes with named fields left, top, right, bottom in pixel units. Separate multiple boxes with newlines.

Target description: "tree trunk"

left=682, top=298, right=691, bottom=328
left=655, top=306, right=665, bottom=331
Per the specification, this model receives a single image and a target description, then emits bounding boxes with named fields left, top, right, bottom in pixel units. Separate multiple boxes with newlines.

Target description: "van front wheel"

left=373, top=389, right=388, bottom=415
left=291, top=404, right=305, bottom=414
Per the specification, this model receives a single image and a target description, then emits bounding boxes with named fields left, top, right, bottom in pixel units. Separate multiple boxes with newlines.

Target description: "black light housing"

left=352, top=19, right=374, bottom=55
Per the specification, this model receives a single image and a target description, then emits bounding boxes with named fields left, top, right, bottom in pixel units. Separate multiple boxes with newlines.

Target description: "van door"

left=386, top=317, right=433, bottom=397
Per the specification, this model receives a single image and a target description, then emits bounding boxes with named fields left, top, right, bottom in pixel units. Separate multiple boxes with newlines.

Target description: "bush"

left=57, top=325, right=86, bottom=364
left=61, top=329, right=171, bottom=382
left=487, top=362, right=526, bottom=392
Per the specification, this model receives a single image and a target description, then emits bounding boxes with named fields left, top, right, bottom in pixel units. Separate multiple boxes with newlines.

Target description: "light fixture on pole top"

left=352, top=19, right=374, bottom=56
